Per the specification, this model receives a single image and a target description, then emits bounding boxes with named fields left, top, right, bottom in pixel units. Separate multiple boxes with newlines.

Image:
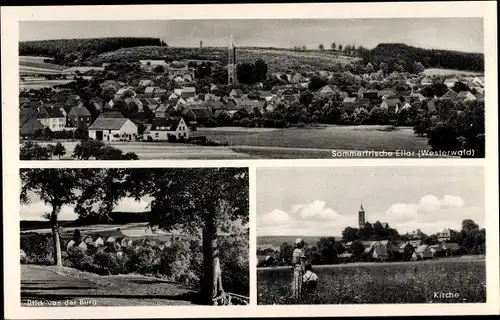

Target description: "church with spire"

left=357, top=203, right=389, bottom=229
left=227, top=35, right=237, bottom=87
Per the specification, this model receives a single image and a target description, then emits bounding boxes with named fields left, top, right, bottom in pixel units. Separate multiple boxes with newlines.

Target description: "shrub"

left=20, top=233, right=54, bottom=265
left=93, top=251, right=120, bottom=275
left=66, top=247, right=86, bottom=268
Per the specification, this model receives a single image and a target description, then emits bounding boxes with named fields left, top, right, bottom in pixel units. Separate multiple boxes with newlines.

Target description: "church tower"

left=358, top=204, right=366, bottom=229
left=228, top=35, right=237, bottom=87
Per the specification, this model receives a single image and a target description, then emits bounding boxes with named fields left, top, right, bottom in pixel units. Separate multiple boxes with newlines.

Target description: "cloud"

left=21, top=201, right=78, bottom=221
left=261, top=209, right=291, bottom=225
left=290, top=200, right=341, bottom=220
left=441, top=195, right=465, bottom=208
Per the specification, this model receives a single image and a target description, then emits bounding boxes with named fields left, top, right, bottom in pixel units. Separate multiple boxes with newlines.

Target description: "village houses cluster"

left=257, top=204, right=462, bottom=267
left=20, top=54, right=486, bottom=143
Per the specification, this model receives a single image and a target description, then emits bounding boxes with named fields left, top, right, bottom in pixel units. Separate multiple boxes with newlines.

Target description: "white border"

left=2, top=1, right=499, bottom=318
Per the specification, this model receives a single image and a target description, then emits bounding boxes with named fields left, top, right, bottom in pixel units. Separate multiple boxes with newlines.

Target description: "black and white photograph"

left=256, top=166, right=486, bottom=304
left=20, top=167, right=249, bottom=306
left=18, top=18, right=485, bottom=160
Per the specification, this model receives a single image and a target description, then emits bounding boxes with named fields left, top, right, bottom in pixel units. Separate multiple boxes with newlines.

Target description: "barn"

left=88, top=118, right=138, bottom=142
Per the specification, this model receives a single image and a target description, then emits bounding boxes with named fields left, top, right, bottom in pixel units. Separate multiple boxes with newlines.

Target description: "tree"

left=236, top=63, right=256, bottom=84
left=302, top=45, right=306, bottom=51
left=100, top=86, right=118, bottom=101
left=318, top=44, right=325, bottom=51
left=427, top=123, right=460, bottom=151
left=379, top=62, right=389, bottom=74
left=154, top=65, right=165, bottom=73
left=331, top=42, right=336, bottom=51
left=308, top=76, right=328, bottom=92
left=452, top=81, right=469, bottom=93
left=53, top=142, right=66, bottom=160
left=254, top=59, right=268, bottom=83
left=125, top=168, right=248, bottom=305
left=365, top=62, right=375, bottom=74
left=414, top=61, right=425, bottom=73
left=20, top=169, right=80, bottom=266
left=279, top=243, right=293, bottom=265
left=338, top=44, right=343, bottom=51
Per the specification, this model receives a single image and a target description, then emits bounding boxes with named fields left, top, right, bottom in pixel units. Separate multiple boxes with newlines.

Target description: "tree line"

left=19, top=37, right=167, bottom=65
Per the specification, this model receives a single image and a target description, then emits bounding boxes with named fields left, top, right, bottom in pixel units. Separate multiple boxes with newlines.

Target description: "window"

left=155, top=132, right=159, bottom=137
left=59, top=118, right=64, bottom=123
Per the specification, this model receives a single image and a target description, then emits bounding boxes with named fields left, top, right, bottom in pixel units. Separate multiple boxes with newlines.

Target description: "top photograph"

left=18, top=18, right=485, bottom=160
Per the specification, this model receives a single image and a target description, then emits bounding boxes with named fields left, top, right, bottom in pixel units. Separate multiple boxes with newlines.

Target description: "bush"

left=20, top=233, right=54, bottom=265
left=66, top=247, right=86, bottom=268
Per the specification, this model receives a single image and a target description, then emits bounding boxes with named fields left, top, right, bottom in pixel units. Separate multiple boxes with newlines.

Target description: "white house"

left=144, top=117, right=190, bottom=141
left=37, top=105, right=66, bottom=132
left=444, top=77, right=459, bottom=88
left=67, top=240, right=88, bottom=252
left=414, top=245, right=433, bottom=259
left=88, top=118, right=138, bottom=142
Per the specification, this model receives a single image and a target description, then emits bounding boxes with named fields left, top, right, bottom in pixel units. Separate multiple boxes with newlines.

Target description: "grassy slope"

left=93, top=46, right=360, bottom=73
left=19, top=56, right=67, bottom=74
left=21, top=264, right=196, bottom=306
left=257, top=258, right=486, bottom=304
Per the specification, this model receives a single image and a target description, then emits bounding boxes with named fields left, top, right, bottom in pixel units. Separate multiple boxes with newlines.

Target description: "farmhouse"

left=20, top=116, right=45, bottom=137
left=444, top=77, right=459, bottom=88
left=65, top=106, right=92, bottom=129
left=144, top=117, right=190, bottom=141
left=317, top=85, right=334, bottom=95
left=88, top=117, right=138, bottom=142
left=139, top=79, right=154, bottom=87
left=380, top=98, right=401, bottom=114
left=36, top=105, right=66, bottom=132
left=66, top=240, right=88, bottom=252
left=456, top=91, right=477, bottom=102
left=430, top=245, right=444, bottom=257
left=414, top=245, right=433, bottom=259
left=437, top=229, right=453, bottom=243
left=441, top=242, right=462, bottom=255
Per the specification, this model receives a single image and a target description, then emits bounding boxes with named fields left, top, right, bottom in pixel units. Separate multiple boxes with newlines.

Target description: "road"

left=21, top=265, right=198, bottom=306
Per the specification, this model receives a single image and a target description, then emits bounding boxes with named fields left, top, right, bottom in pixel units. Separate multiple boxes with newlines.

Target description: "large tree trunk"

left=52, top=222, right=62, bottom=266
left=201, top=212, right=223, bottom=305
left=51, top=207, right=62, bottom=267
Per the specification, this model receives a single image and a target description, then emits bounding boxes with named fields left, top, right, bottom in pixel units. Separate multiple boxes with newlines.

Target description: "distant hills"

left=257, top=235, right=343, bottom=247
left=19, top=37, right=484, bottom=74
left=361, top=43, right=484, bottom=73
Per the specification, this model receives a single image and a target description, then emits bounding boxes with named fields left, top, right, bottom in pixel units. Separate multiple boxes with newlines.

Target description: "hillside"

left=93, top=46, right=359, bottom=74
left=362, top=43, right=484, bottom=73
left=257, top=235, right=343, bottom=248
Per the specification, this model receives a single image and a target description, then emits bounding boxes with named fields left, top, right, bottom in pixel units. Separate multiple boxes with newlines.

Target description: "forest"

left=361, top=43, right=484, bottom=73
left=19, top=37, right=167, bottom=65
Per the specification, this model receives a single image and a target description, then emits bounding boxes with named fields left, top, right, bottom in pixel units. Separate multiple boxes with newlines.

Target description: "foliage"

left=20, top=232, right=54, bottom=265
left=20, top=37, right=166, bottom=65
left=72, top=140, right=139, bottom=160
left=361, top=43, right=484, bottom=73
left=20, top=141, right=52, bottom=160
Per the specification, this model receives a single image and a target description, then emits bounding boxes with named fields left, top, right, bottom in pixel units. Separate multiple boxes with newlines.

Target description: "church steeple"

left=228, top=35, right=237, bottom=87
left=358, top=203, right=366, bottom=229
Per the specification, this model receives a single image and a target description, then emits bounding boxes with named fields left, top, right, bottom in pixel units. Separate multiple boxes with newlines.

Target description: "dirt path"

left=21, top=265, right=198, bottom=306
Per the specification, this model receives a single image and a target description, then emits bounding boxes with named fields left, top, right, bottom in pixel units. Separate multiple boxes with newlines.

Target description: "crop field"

left=20, top=79, right=75, bottom=90
left=257, top=258, right=486, bottom=304
left=422, top=68, right=483, bottom=77
left=19, top=56, right=66, bottom=75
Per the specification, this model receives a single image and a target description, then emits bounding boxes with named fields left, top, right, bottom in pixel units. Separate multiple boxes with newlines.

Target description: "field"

left=21, top=222, right=179, bottom=243
left=197, top=125, right=431, bottom=151
left=93, top=46, right=359, bottom=73
left=21, top=265, right=197, bottom=306
left=33, top=125, right=439, bottom=160
left=257, top=258, right=486, bottom=304
left=422, top=68, right=483, bottom=77
left=20, top=79, right=75, bottom=90
left=19, top=56, right=66, bottom=75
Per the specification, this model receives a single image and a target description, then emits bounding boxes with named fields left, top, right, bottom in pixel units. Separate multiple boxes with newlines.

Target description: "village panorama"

left=18, top=20, right=485, bottom=160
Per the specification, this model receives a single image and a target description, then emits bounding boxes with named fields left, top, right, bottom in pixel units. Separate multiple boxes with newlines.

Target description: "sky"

left=19, top=18, right=484, bottom=53
left=257, top=166, right=485, bottom=237
left=21, top=193, right=152, bottom=221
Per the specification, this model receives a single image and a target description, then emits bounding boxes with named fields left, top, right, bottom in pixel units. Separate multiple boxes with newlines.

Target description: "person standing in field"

left=302, top=262, right=318, bottom=295
left=291, top=238, right=306, bottom=300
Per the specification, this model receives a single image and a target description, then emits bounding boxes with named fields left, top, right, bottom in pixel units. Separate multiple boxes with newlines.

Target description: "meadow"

left=19, top=56, right=66, bottom=75
left=197, top=125, right=433, bottom=154
left=422, top=68, right=483, bottom=77
left=257, top=258, right=486, bottom=304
